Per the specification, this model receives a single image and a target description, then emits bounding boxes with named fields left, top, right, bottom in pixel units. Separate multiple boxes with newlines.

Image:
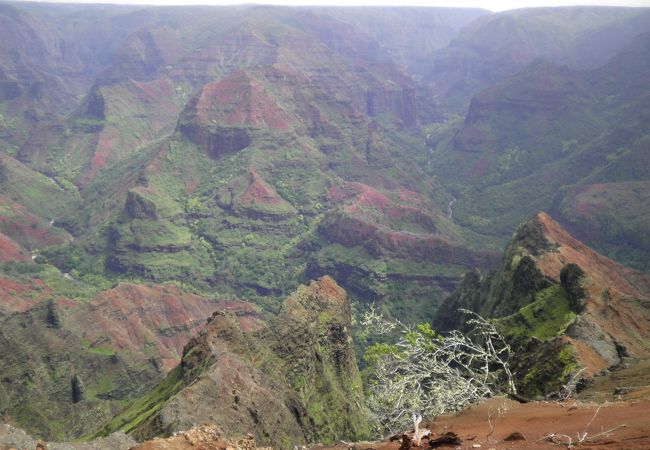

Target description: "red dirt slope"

left=0, top=232, right=28, bottom=263
left=71, top=283, right=221, bottom=372
left=0, top=277, right=51, bottom=314
left=530, top=212, right=650, bottom=373
left=194, top=70, right=293, bottom=130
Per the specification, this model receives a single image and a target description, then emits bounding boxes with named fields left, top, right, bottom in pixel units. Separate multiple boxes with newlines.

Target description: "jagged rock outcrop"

left=130, top=425, right=259, bottom=450
left=434, top=212, right=650, bottom=397
left=96, top=276, right=371, bottom=448
left=178, top=70, right=294, bottom=160
left=271, top=276, right=368, bottom=442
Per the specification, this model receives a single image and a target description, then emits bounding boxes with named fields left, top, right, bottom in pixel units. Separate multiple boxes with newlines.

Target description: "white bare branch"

left=363, top=308, right=516, bottom=435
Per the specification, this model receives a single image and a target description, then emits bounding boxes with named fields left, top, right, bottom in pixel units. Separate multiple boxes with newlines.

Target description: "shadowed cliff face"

left=96, top=276, right=371, bottom=448
left=435, top=212, right=650, bottom=398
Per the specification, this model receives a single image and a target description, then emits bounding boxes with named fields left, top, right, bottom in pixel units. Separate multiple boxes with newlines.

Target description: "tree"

left=362, top=308, right=515, bottom=435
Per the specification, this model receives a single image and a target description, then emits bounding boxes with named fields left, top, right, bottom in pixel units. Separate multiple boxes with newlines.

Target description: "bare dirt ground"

left=578, top=358, right=650, bottom=403
left=317, top=359, right=650, bottom=450
left=316, top=397, right=650, bottom=450
left=426, top=397, right=650, bottom=449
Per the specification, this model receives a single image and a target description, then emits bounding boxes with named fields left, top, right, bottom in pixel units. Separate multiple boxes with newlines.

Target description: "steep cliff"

left=435, top=212, right=650, bottom=397
left=96, top=276, right=371, bottom=448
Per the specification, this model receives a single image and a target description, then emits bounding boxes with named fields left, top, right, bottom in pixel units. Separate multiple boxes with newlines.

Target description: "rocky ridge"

left=435, top=212, right=650, bottom=397
left=96, top=276, right=371, bottom=448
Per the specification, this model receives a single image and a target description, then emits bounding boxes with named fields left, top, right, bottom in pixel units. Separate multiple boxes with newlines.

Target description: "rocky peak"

left=278, top=275, right=349, bottom=320
left=273, top=277, right=368, bottom=442
left=191, top=70, right=293, bottom=131
left=214, top=169, right=297, bottom=221
left=97, top=277, right=371, bottom=448
left=435, top=212, right=650, bottom=397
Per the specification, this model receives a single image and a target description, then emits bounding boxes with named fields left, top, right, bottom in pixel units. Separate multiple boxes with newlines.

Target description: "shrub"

left=362, top=308, right=515, bottom=435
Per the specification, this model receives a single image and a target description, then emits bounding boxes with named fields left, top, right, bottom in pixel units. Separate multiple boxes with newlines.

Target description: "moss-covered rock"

left=273, top=276, right=371, bottom=442
left=96, top=277, right=372, bottom=448
left=125, top=190, right=159, bottom=220
left=433, top=212, right=650, bottom=398
left=560, top=263, right=587, bottom=313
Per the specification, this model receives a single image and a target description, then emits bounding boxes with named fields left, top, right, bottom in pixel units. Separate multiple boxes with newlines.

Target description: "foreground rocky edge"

left=92, top=276, right=371, bottom=447
left=0, top=424, right=260, bottom=450
left=6, top=396, right=650, bottom=450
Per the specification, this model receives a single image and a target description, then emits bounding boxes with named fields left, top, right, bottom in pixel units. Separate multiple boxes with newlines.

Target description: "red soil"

left=0, top=198, right=69, bottom=249
left=0, top=276, right=51, bottom=314
left=132, top=78, right=175, bottom=104
left=74, top=283, right=220, bottom=369
left=398, top=189, right=423, bottom=203
left=529, top=212, right=650, bottom=372
left=329, top=182, right=391, bottom=213
left=387, top=205, right=423, bottom=219
left=534, top=212, right=643, bottom=297
left=425, top=398, right=650, bottom=450
left=315, top=398, right=650, bottom=450
left=240, top=170, right=284, bottom=206
left=0, top=232, right=28, bottom=263
left=566, top=181, right=649, bottom=222
left=309, top=275, right=348, bottom=306
left=195, top=70, right=292, bottom=130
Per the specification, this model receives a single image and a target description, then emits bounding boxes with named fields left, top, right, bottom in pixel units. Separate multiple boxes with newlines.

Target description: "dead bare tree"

left=362, top=308, right=516, bottom=435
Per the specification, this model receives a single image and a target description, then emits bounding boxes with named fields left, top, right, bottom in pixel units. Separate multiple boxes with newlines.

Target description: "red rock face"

left=534, top=212, right=646, bottom=299
left=306, top=274, right=348, bottom=307
left=0, top=276, right=51, bottom=314
left=0, top=232, right=29, bottom=263
left=194, top=71, right=293, bottom=131
left=81, top=78, right=181, bottom=183
left=240, top=170, right=285, bottom=207
left=324, top=182, right=500, bottom=269
left=73, top=283, right=221, bottom=372
left=527, top=212, right=650, bottom=373
left=0, top=196, right=70, bottom=250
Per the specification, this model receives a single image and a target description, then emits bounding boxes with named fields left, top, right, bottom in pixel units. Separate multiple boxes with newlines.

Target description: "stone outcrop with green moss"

left=434, top=214, right=599, bottom=398
left=96, top=276, right=372, bottom=447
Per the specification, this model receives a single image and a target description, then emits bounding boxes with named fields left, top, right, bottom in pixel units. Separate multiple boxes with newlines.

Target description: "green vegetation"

left=0, top=262, right=104, bottom=301
left=1, top=2, right=649, bottom=442
left=93, top=364, right=186, bottom=437
left=498, top=285, right=577, bottom=342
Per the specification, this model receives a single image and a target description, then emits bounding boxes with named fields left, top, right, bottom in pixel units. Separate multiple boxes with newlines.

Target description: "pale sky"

left=22, top=0, right=650, bottom=12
